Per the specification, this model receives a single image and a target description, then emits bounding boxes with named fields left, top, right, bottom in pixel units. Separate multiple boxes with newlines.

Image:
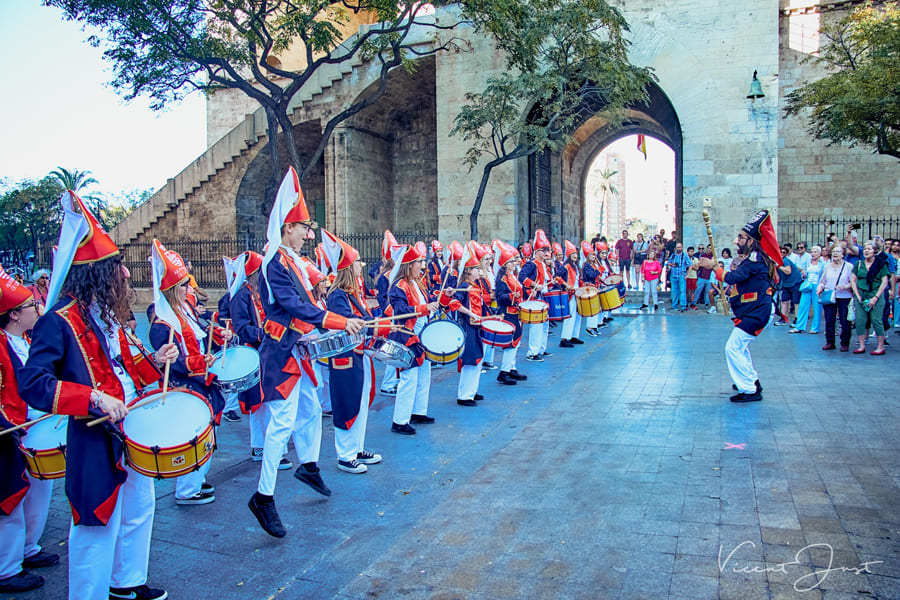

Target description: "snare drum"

left=208, top=346, right=260, bottom=393
left=599, top=285, right=624, bottom=311
left=123, top=389, right=216, bottom=479
left=364, top=337, right=416, bottom=369
left=519, top=300, right=549, bottom=324
left=419, top=319, right=465, bottom=365
left=603, top=274, right=623, bottom=286
left=302, top=330, right=365, bottom=360
left=544, top=290, right=570, bottom=321
left=575, top=286, right=601, bottom=317
left=481, top=319, right=515, bottom=348
left=20, top=416, right=67, bottom=480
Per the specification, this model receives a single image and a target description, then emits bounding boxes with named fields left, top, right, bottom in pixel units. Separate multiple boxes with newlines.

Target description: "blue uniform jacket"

left=228, top=284, right=265, bottom=413
left=494, top=271, right=523, bottom=346
left=724, top=253, right=775, bottom=336
left=326, top=289, right=375, bottom=430
left=1, top=333, right=29, bottom=516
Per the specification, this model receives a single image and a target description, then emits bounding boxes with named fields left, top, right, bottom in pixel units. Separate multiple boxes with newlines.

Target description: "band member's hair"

left=746, top=238, right=778, bottom=281
left=61, top=255, right=133, bottom=329
left=462, top=266, right=479, bottom=282
left=378, top=259, right=394, bottom=276
left=329, top=267, right=359, bottom=297
left=161, top=287, right=187, bottom=320
left=397, top=262, right=417, bottom=281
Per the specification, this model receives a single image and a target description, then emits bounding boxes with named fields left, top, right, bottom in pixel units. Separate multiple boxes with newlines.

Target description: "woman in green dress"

left=850, top=240, right=890, bottom=355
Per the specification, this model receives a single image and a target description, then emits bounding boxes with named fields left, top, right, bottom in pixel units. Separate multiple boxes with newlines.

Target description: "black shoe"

left=497, top=371, right=518, bottom=385
left=639, top=304, right=648, bottom=309
left=22, top=550, right=59, bottom=569
left=585, top=328, right=598, bottom=337
left=508, top=370, right=528, bottom=381
left=391, top=422, right=416, bottom=435
left=570, top=337, right=584, bottom=344
left=200, top=481, right=215, bottom=494
left=223, top=410, right=241, bottom=422
left=0, top=571, right=43, bottom=593
left=175, top=490, right=215, bottom=505
left=559, top=339, right=574, bottom=348
left=457, top=398, right=477, bottom=406
left=109, top=584, right=168, bottom=600
left=474, top=393, right=484, bottom=401
left=731, top=380, right=763, bottom=393
left=525, top=354, right=544, bottom=362
left=542, top=351, right=552, bottom=357
left=410, top=414, right=435, bottom=424
left=293, top=464, right=331, bottom=497
left=604, top=317, right=614, bottom=322
left=653, top=304, right=658, bottom=310
left=481, top=361, right=499, bottom=370
left=730, top=391, right=763, bottom=403
left=248, top=492, right=286, bottom=538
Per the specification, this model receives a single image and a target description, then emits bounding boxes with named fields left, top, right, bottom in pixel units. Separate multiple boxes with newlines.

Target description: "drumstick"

left=219, top=322, right=230, bottom=368
left=161, top=327, right=175, bottom=406
left=363, top=311, right=420, bottom=325
left=0, top=413, right=54, bottom=437
left=86, top=389, right=172, bottom=427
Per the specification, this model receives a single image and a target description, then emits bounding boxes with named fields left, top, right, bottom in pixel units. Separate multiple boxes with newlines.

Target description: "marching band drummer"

left=0, top=267, right=57, bottom=594
left=441, top=241, right=464, bottom=291
left=476, top=244, right=499, bottom=371
left=376, top=231, right=398, bottom=396
left=454, top=243, right=489, bottom=406
left=519, top=229, right=553, bottom=362
left=387, top=244, right=440, bottom=434
left=228, top=252, right=291, bottom=471
left=494, top=243, right=528, bottom=386
left=248, top=168, right=365, bottom=539
left=18, top=191, right=178, bottom=600
left=582, top=241, right=604, bottom=337
left=218, top=257, right=241, bottom=423
left=427, top=240, right=444, bottom=291
left=148, top=240, right=231, bottom=507
left=557, top=241, right=584, bottom=347
left=321, top=230, right=385, bottom=473
left=596, top=242, right=615, bottom=325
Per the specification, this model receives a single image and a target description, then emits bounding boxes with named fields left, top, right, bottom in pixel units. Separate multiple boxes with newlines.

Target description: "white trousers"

left=249, top=403, right=268, bottom=449
left=526, top=320, right=549, bottom=356
left=725, top=327, right=759, bottom=394
left=500, top=345, right=518, bottom=372
left=585, top=314, right=598, bottom=329
left=258, top=373, right=322, bottom=496
left=68, top=465, right=154, bottom=600
left=560, top=296, right=581, bottom=339
left=0, top=476, right=50, bottom=579
left=393, top=363, right=431, bottom=425
left=317, top=361, right=331, bottom=412
left=381, top=363, right=399, bottom=392
left=482, top=341, right=495, bottom=364
left=175, top=458, right=212, bottom=499
left=334, top=358, right=372, bottom=462
left=223, top=392, right=239, bottom=413
left=457, top=364, right=483, bottom=400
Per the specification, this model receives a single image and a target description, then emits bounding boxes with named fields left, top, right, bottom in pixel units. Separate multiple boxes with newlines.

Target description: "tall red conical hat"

left=382, top=230, right=399, bottom=261
left=552, top=242, right=563, bottom=256
left=244, top=251, right=263, bottom=276
left=595, top=241, right=608, bottom=252
left=581, top=241, right=595, bottom=257
left=497, top=244, right=519, bottom=267
left=392, top=243, right=423, bottom=265
left=0, top=266, right=32, bottom=315
left=449, top=241, right=464, bottom=261
left=282, top=167, right=313, bottom=225
left=742, top=209, right=783, bottom=266
left=471, top=241, right=488, bottom=260
left=431, top=240, right=443, bottom=253
left=67, top=191, right=119, bottom=265
left=521, top=242, right=533, bottom=258
left=153, top=240, right=190, bottom=291
left=321, top=229, right=359, bottom=271
left=564, top=240, right=578, bottom=258
left=481, top=243, right=493, bottom=257
left=462, top=241, right=481, bottom=268
left=304, top=260, right=326, bottom=287
left=533, top=229, right=550, bottom=251
left=415, top=241, right=427, bottom=258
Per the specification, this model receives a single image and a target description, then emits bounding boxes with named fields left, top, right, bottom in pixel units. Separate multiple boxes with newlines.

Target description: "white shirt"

left=790, top=252, right=812, bottom=274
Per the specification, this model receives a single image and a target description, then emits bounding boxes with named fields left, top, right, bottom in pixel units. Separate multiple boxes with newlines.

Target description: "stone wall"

left=778, top=2, right=900, bottom=220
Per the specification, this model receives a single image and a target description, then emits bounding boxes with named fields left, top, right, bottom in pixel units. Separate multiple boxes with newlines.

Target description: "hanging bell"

left=747, top=70, right=764, bottom=99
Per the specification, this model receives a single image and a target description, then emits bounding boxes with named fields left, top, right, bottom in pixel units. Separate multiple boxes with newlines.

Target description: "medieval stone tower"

left=111, top=0, right=899, bottom=256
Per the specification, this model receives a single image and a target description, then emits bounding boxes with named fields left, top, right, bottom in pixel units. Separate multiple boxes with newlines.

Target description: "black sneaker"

left=337, top=459, right=367, bottom=474
left=223, top=410, right=241, bottom=422
left=457, top=398, right=477, bottom=406
left=481, top=361, right=498, bottom=370
left=729, top=390, right=763, bottom=403
left=380, top=387, right=397, bottom=396
left=175, top=490, right=215, bottom=505
left=22, top=550, right=59, bottom=569
left=497, top=371, right=518, bottom=385
left=585, top=328, right=598, bottom=337
left=200, top=481, right=215, bottom=494
left=109, top=584, right=168, bottom=600
left=278, top=457, right=293, bottom=470
left=474, top=393, right=484, bottom=400
left=542, top=351, right=552, bottom=357
left=508, top=370, right=528, bottom=381
left=356, top=450, right=383, bottom=464
left=639, top=304, right=648, bottom=309
left=559, top=338, right=574, bottom=348
left=731, top=380, right=763, bottom=393
left=525, top=354, right=544, bottom=362
left=570, top=337, right=584, bottom=344
left=0, top=571, right=43, bottom=593
left=248, top=492, right=286, bottom=538
left=293, top=464, right=332, bottom=497
left=410, top=414, right=435, bottom=424
left=251, top=447, right=263, bottom=461
left=391, top=422, right=416, bottom=435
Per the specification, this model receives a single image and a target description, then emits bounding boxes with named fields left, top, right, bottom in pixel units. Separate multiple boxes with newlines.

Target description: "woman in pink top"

left=640, top=250, right=662, bottom=310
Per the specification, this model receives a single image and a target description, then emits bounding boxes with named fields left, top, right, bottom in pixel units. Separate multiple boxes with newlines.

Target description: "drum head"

left=520, top=301, right=548, bottom=311
left=483, top=320, right=515, bottom=334
left=124, top=391, right=212, bottom=447
left=24, top=417, right=67, bottom=450
left=209, top=346, right=260, bottom=379
left=420, top=321, right=464, bottom=353
left=576, top=286, right=598, bottom=298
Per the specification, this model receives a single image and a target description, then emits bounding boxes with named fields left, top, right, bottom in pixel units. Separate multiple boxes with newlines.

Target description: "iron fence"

left=778, top=215, right=900, bottom=248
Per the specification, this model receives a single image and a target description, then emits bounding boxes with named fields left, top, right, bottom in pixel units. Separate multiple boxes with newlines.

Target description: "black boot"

left=508, top=369, right=528, bottom=381
left=497, top=371, right=518, bottom=385
left=559, top=339, right=574, bottom=348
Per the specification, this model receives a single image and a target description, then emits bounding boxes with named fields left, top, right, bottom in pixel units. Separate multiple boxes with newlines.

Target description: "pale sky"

left=0, top=2, right=207, bottom=198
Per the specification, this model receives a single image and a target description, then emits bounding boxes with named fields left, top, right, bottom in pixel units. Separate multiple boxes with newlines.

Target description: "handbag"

left=799, top=279, right=814, bottom=293
left=818, top=262, right=845, bottom=305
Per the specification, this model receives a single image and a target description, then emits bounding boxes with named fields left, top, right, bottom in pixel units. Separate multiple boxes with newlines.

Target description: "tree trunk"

left=264, top=107, right=282, bottom=207
left=470, top=159, right=501, bottom=241
left=276, top=109, right=305, bottom=177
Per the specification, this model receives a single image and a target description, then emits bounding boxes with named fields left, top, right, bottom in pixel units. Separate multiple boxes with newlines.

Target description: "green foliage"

left=784, top=1, right=900, bottom=159
left=0, top=178, right=66, bottom=251
left=453, top=0, right=654, bottom=169
left=49, top=167, right=99, bottom=192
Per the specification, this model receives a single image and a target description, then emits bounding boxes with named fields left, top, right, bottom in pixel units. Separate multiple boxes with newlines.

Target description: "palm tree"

left=49, top=167, right=98, bottom=192
left=591, top=168, right=619, bottom=239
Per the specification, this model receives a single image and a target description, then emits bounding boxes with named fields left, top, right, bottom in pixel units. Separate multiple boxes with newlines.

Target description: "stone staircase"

left=111, top=12, right=442, bottom=245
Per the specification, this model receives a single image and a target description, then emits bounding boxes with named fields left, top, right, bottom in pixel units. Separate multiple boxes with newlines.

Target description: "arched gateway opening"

left=523, top=81, right=682, bottom=245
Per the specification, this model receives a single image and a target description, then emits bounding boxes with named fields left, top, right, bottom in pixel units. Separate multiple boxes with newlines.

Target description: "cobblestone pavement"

left=5, top=304, right=899, bottom=600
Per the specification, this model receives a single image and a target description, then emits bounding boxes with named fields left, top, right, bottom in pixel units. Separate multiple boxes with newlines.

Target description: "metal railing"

left=778, top=215, right=900, bottom=248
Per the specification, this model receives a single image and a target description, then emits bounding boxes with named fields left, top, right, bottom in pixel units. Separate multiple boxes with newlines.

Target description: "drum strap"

left=347, top=293, right=370, bottom=319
